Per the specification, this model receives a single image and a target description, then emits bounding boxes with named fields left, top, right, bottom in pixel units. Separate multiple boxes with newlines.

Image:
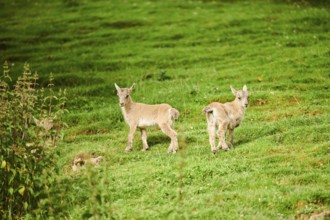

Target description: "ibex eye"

left=125, top=95, right=129, bottom=98
left=238, top=97, right=241, bottom=100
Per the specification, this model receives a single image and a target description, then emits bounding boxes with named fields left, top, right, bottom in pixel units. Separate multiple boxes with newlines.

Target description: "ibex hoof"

left=141, top=148, right=149, bottom=152
left=211, top=148, right=219, bottom=154
left=125, top=147, right=132, bottom=152
left=168, top=148, right=177, bottom=154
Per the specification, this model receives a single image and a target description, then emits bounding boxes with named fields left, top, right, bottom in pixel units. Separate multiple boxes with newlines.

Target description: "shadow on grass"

left=101, top=21, right=144, bottom=29
left=146, top=134, right=171, bottom=148
left=146, top=133, right=197, bottom=148
left=39, top=74, right=105, bottom=87
left=234, top=138, right=251, bottom=147
left=274, top=0, right=330, bottom=8
left=234, top=126, right=280, bottom=147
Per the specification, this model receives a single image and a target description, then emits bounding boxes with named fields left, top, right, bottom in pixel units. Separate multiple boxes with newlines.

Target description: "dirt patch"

left=296, top=210, right=330, bottom=220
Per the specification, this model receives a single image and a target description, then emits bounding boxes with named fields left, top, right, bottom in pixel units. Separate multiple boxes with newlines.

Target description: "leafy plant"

left=158, top=70, right=172, bottom=81
left=0, top=61, right=67, bottom=219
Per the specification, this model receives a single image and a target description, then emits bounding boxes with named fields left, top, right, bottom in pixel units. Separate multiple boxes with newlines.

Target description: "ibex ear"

left=243, top=85, right=248, bottom=96
left=33, top=116, right=41, bottom=126
left=230, top=85, right=237, bottom=96
left=114, top=83, right=121, bottom=92
left=130, top=83, right=136, bottom=91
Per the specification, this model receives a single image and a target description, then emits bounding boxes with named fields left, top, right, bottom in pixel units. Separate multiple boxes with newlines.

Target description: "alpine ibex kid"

left=115, top=83, right=180, bottom=153
left=203, top=85, right=249, bottom=153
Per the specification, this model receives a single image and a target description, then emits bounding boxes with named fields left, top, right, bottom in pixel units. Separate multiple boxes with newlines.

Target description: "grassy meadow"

left=1, top=0, right=329, bottom=219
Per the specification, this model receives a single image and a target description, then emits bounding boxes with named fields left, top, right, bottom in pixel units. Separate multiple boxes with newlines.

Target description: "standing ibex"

left=203, top=85, right=249, bottom=153
left=115, top=83, right=180, bottom=153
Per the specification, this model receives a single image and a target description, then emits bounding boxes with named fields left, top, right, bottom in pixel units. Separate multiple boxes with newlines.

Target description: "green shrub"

left=0, top=61, right=67, bottom=219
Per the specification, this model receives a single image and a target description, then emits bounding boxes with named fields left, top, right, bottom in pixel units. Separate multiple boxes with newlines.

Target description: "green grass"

left=1, top=0, right=329, bottom=219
